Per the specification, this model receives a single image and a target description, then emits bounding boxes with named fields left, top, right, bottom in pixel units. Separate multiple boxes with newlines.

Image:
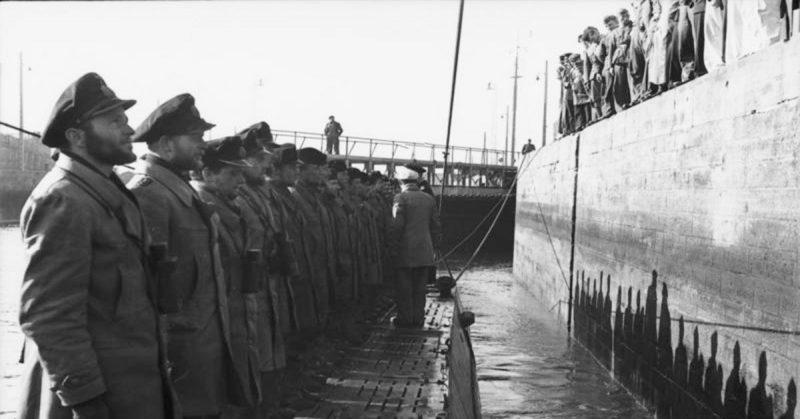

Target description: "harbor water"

left=0, top=227, right=648, bottom=418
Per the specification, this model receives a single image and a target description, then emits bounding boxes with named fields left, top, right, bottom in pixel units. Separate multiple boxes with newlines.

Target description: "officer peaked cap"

left=240, top=129, right=271, bottom=158
left=297, top=148, right=327, bottom=165
left=403, top=163, right=426, bottom=175
left=273, top=144, right=298, bottom=166
left=237, top=121, right=273, bottom=144
left=346, top=168, right=366, bottom=182
left=42, top=72, right=136, bottom=147
left=203, top=136, right=250, bottom=169
left=133, top=93, right=215, bottom=143
left=327, top=160, right=347, bottom=173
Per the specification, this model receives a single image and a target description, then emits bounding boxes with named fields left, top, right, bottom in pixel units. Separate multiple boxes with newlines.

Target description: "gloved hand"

left=71, top=396, right=109, bottom=419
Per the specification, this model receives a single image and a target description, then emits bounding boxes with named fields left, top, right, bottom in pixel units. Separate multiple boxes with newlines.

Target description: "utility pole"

left=541, top=60, right=549, bottom=148
left=482, top=131, right=487, bottom=165
left=504, top=105, right=509, bottom=164
left=19, top=52, right=24, bottom=171
left=511, top=45, right=521, bottom=166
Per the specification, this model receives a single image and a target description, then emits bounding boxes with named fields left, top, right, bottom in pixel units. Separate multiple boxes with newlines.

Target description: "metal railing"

left=271, top=129, right=520, bottom=167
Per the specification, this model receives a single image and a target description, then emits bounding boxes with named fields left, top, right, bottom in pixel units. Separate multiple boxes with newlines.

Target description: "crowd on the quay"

left=16, top=72, right=442, bottom=419
left=557, top=0, right=799, bottom=135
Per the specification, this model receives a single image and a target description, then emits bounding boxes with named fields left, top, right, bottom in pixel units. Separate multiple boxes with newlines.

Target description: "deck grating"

left=296, top=294, right=453, bottom=419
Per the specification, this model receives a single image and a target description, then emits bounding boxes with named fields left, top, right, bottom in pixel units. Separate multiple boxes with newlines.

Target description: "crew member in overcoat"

left=18, top=73, right=177, bottom=419
left=233, top=128, right=289, bottom=415
left=293, top=148, right=334, bottom=325
left=127, top=94, right=233, bottom=418
left=191, top=137, right=263, bottom=413
left=270, top=144, right=321, bottom=334
left=389, top=166, right=442, bottom=327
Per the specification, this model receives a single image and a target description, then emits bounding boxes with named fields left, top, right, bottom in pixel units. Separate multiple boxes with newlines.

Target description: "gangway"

left=272, top=130, right=519, bottom=195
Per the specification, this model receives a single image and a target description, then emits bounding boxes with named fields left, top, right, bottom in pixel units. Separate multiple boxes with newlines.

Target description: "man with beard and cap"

left=292, top=148, right=335, bottom=326
left=190, top=137, right=264, bottom=415
left=127, top=93, right=233, bottom=419
left=389, top=165, right=442, bottom=327
left=269, top=144, right=320, bottom=336
left=18, top=73, right=177, bottom=419
left=231, top=131, right=290, bottom=416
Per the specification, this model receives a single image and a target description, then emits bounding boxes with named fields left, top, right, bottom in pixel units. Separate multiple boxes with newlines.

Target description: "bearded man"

left=18, top=73, right=177, bottom=419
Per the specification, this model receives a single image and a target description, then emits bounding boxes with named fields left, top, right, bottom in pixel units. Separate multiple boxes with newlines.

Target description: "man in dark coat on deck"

left=18, top=73, right=177, bottom=419
left=389, top=166, right=442, bottom=327
left=127, top=94, right=235, bottom=419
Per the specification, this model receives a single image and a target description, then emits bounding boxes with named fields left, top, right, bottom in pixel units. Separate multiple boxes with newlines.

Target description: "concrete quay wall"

left=514, top=37, right=800, bottom=405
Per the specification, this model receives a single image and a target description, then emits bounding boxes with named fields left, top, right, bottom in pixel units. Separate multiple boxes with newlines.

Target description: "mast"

left=511, top=45, right=521, bottom=165
left=19, top=52, right=24, bottom=171
left=504, top=105, right=509, bottom=164
left=438, top=0, right=465, bottom=212
left=541, top=60, right=548, bottom=147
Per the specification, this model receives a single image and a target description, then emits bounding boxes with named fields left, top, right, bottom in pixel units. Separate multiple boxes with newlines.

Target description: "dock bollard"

left=458, top=311, right=475, bottom=328
left=437, top=276, right=456, bottom=299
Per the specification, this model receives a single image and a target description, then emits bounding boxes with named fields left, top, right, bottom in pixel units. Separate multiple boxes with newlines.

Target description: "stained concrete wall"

left=514, top=37, right=800, bottom=406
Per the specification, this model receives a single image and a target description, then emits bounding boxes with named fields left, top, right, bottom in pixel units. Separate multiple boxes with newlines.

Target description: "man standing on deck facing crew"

left=324, top=115, right=343, bottom=155
left=127, top=94, right=234, bottom=419
left=389, top=165, right=442, bottom=327
left=18, top=73, right=177, bottom=419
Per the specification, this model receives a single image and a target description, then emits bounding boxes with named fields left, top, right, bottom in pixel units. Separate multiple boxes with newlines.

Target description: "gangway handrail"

left=271, top=129, right=521, bottom=167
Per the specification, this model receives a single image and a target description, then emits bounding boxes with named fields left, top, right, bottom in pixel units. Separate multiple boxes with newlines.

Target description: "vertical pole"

left=482, top=132, right=487, bottom=165
left=19, top=52, right=24, bottom=171
left=542, top=60, right=549, bottom=148
left=567, top=134, right=581, bottom=336
left=439, top=0, right=465, bottom=212
left=511, top=46, right=520, bottom=166
left=504, top=105, right=509, bottom=165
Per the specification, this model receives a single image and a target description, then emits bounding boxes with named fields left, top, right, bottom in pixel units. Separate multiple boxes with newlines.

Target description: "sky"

left=0, top=0, right=630, bottom=157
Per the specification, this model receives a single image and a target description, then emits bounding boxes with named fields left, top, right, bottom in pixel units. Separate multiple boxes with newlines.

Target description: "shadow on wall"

left=572, top=269, right=797, bottom=419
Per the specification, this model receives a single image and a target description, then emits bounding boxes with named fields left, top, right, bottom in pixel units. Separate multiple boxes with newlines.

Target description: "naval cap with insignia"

left=327, top=160, right=347, bottom=174
left=273, top=143, right=298, bottom=167
left=346, top=168, right=367, bottom=183
left=202, top=136, right=251, bottom=169
left=240, top=129, right=272, bottom=158
left=237, top=121, right=273, bottom=145
left=297, top=147, right=327, bottom=166
left=132, top=93, right=215, bottom=143
left=403, top=163, right=426, bottom=175
left=41, top=72, right=136, bottom=147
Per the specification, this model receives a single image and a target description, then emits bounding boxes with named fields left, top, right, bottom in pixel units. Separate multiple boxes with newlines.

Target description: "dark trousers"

left=395, top=267, right=431, bottom=326
left=692, top=11, right=707, bottom=76
left=326, top=136, right=340, bottom=154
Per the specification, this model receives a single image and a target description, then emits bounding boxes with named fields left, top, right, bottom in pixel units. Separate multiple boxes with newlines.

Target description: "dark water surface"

left=456, top=259, right=651, bottom=418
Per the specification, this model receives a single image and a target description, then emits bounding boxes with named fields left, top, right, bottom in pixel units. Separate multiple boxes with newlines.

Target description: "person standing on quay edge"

left=128, top=94, right=235, bottom=419
left=389, top=165, right=442, bottom=327
left=18, top=73, right=176, bottom=419
left=324, top=115, right=343, bottom=155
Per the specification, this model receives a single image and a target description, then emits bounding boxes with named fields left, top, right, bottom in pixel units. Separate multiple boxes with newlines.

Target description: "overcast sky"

left=0, top=0, right=630, bottom=155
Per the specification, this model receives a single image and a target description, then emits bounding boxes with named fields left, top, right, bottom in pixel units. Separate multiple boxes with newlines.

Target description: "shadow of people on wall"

left=705, top=332, right=723, bottom=415
left=673, top=316, right=689, bottom=418
left=748, top=351, right=774, bottom=419
left=778, top=379, right=796, bottom=419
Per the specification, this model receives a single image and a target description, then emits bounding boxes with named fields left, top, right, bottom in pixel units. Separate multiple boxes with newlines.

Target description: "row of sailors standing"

left=17, top=72, right=432, bottom=419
